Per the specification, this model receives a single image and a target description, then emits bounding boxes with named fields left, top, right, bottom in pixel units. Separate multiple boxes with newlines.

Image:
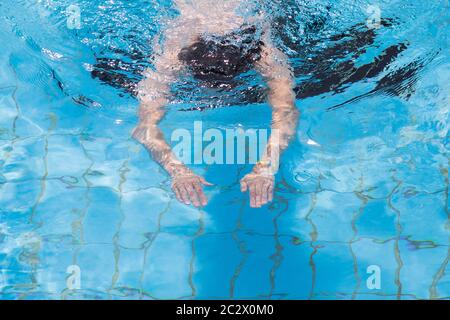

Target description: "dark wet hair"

left=178, top=26, right=264, bottom=82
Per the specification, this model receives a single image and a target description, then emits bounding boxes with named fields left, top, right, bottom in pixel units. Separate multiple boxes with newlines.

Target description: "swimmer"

left=133, top=0, right=299, bottom=208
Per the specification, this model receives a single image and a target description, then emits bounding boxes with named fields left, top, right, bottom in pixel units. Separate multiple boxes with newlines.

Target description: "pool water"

left=0, top=0, right=449, bottom=300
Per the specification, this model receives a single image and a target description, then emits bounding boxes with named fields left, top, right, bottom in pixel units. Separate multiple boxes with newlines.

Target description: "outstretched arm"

left=133, top=29, right=212, bottom=207
left=240, top=40, right=299, bottom=208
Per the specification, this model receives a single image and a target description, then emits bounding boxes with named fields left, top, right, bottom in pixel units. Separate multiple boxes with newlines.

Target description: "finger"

left=268, top=183, right=274, bottom=202
left=261, top=182, right=269, bottom=205
left=173, top=185, right=183, bottom=203
left=249, top=183, right=256, bottom=208
left=240, top=179, right=248, bottom=192
left=179, top=185, right=191, bottom=205
left=186, top=184, right=201, bottom=207
left=255, top=182, right=263, bottom=208
left=199, top=177, right=214, bottom=186
left=193, top=182, right=208, bottom=207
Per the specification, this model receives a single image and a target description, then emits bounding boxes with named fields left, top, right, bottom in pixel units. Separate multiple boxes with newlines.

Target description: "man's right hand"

left=171, top=172, right=213, bottom=207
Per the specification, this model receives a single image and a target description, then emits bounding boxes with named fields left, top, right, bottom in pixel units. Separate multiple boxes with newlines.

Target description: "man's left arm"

left=240, top=41, right=299, bottom=208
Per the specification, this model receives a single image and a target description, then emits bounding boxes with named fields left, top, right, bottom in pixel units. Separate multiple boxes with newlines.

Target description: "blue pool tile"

left=232, top=233, right=276, bottom=299
left=352, top=238, right=400, bottom=297
left=201, top=188, right=244, bottom=234
left=193, top=233, right=241, bottom=299
left=355, top=199, right=397, bottom=240
left=308, top=191, right=360, bottom=242
left=277, top=193, right=315, bottom=241
left=311, top=243, right=358, bottom=297
left=119, top=188, right=170, bottom=248
left=2, top=138, right=46, bottom=183
left=0, top=181, right=41, bottom=214
left=46, top=135, right=92, bottom=179
left=75, top=244, right=116, bottom=293
left=160, top=201, right=202, bottom=237
left=110, top=248, right=146, bottom=295
left=30, top=180, right=87, bottom=237
left=272, top=238, right=314, bottom=299
left=82, top=187, right=122, bottom=244
left=140, top=233, right=193, bottom=299
left=398, top=240, right=449, bottom=299
left=392, top=189, right=448, bottom=245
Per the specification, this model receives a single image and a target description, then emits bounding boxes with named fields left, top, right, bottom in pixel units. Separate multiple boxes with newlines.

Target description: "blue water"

left=0, top=0, right=449, bottom=300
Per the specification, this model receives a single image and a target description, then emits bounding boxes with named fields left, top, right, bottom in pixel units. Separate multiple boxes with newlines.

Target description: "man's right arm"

left=133, top=30, right=212, bottom=207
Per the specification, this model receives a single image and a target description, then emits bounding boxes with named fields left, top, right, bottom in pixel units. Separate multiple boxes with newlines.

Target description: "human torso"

left=174, top=0, right=261, bottom=36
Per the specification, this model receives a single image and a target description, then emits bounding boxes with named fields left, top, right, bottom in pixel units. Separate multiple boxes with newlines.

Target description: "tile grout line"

left=387, top=173, right=403, bottom=300
left=350, top=175, right=368, bottom=299
left=108, top=159, right=130, bottom=298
